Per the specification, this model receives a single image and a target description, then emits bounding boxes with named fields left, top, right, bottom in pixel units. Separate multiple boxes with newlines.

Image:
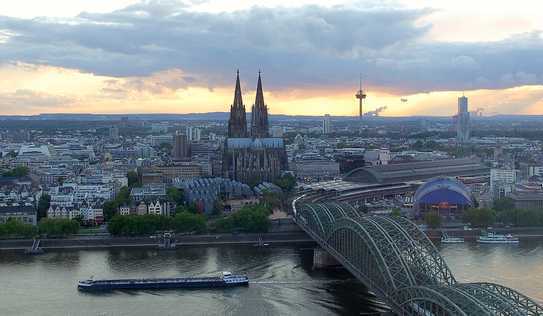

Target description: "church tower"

left=227, top=70, right=248, bottom=138
left=250, top=72, right=270, bottom=138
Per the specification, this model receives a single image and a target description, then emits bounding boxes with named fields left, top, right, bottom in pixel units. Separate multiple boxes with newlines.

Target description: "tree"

left=175, top=203, right=198, bottom=214
left=2, top=166, right=29, bottom=177
left=463, top=208, right=496, bottom=227
left=107, top=214, right=201, bottom=236
left=0, top=218, right=37, bottom=238
left=73, top=215, right=84, bottom=225
left=391, top=208, right=401, bottom=217
left=102, top=201, right=119, bottom=222
left=261, top=190, right=282, bottom=210
left=38, top=218, right=79, bottom=237
left=116, top=186, right=130, bottom=205
left=37, top=193, right=51, bottom=220
left=213, top=204, right=271, bottom=233
left=173, top=212, right=206, bottom=233
left=493, top=197, right=515, bottom=213
left=127, top=171, right=140, bottom=188
left=167, top=187, right=184, bottom=205
left=273, top=174, right=296, bottom=193
left=515, top=209, right=543, bottom=227
left=424, top=212, right=442, bottom=229
left=212, top=199, right=224, bottom=216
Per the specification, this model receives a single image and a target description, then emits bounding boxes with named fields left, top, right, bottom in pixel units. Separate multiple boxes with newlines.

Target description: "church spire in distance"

left=255, top=70, right=265, bottom=110
left=250, top=70, right=269, bottom=138
left=228, top=69, right=248, bottom=138
left=233, top=69, right=243, bottom=109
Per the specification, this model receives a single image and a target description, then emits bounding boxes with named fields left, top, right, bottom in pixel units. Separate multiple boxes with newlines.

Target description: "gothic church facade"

left=223, top=71, right=287, bottom=185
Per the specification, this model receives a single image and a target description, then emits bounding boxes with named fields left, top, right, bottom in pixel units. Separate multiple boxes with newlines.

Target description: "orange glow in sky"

left=0, top=63, right=541, bottom=116
left=0, top=1, right=542, bottom=116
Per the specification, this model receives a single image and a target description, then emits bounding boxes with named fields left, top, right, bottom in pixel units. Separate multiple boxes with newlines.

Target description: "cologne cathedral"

left=223, top=71, right=287, bottom=185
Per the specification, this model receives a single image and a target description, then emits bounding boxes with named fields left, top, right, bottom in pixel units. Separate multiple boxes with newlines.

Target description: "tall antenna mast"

left=355, top=73, right=366, bottom=118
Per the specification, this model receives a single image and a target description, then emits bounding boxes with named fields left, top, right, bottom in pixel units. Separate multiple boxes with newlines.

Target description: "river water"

left=1, top=242, right=542, bottom=316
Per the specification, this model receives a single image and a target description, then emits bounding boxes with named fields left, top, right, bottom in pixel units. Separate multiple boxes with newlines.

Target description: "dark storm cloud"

left=0, top=1, right=542, bottom=93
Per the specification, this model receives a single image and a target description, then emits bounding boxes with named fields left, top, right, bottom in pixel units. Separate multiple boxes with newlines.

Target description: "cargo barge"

left=78, top=272, right=249, bottom=291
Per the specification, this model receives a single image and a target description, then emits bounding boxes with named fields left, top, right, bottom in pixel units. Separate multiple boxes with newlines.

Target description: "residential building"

left=456, top=95, right=470, bottom=143
left=0, top=205, right=37, bottom=225
left=364, top=149, right=390, bottom=166
left=130, top=183, right=167, bottom=202
left=186, top=127, right=202, bottom=142
left=323, top=114, right=332, bottom=134
left=172, top=132, right=190, bottom=161
left=119, top=205, right=131, bottom=216
left=490, top=168, right=517, bottom=199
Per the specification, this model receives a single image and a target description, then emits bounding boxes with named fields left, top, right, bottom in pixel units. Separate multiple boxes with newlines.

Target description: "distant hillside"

left=0, top=112, right=542, bottom=122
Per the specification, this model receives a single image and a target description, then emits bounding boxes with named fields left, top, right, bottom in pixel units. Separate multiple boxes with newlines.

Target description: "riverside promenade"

left=0, top=231, right=315, bottom=251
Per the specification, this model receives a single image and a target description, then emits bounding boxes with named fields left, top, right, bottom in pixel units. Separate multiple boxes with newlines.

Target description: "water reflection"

left=2, top=243, right=542, bottom=315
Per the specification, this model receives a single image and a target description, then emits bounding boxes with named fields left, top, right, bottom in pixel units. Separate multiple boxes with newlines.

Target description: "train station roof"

left=343, top=158, right=489, bottom=184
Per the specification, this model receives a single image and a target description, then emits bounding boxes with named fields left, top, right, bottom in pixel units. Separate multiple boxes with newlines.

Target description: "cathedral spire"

left=233, top=69, right=243, bottom=108
left=255, top=70, right=264, bottom=109
left=251, top=71, right=269, bottom=138
left=228, top=69, right=247, bottom=138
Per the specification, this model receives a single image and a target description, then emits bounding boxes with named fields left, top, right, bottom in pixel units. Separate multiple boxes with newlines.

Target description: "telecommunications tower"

left=355, top=74, right=366, bottom=118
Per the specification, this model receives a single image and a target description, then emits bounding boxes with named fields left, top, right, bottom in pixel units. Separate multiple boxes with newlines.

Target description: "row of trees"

left=38, top=218, right=80, bottom=237
left=0, top=218, right=79, bottom=238
left=212, top=204, right=271, bottom=233
left=463, top=207, right=543, bottom=227
left=463, top=197, right=543, bottom=227
left=1, top=166, right=29, bottom=177
left=423, top=197, right=543, bottom=228
left=108, top=212, right=206, bottom=236
left=108, top=203, right=273, bottom=236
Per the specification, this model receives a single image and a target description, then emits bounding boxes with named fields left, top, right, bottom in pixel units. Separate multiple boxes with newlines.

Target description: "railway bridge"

left=293, top=198, right=543, bottom=315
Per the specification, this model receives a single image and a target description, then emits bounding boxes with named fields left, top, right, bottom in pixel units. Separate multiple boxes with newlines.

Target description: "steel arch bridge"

left=293, top=200, right=543, bottom=315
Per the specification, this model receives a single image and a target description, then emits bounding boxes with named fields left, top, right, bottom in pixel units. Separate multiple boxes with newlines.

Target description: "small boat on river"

left=477, top=232, right=519, bottom=244
left=440, top=233, right=465, bottom=244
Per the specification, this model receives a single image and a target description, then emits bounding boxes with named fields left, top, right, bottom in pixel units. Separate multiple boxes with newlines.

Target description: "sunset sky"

left=0, top=0, right=542, bottom=116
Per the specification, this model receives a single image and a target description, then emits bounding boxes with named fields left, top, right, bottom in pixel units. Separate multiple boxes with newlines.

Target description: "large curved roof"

left=343, top=158, right=489, bottom=184
left=414, top=177, right=473, bottom=207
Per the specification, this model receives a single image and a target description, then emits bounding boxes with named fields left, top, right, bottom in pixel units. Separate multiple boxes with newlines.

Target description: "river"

left=1, top=241, right=542, bottom=315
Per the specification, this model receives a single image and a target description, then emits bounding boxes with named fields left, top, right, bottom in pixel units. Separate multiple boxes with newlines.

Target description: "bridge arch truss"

left=294, top=201, right=543, bottom=315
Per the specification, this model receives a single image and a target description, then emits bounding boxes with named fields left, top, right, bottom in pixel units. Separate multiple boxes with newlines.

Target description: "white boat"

left=477, top=232, right=519, bottom=244
left=441, top=233, right=464, bottom=244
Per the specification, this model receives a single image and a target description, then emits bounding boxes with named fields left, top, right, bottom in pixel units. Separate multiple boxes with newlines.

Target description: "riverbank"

left=4, top=223, right=543, bottom=251
left=426, top=226, right=543, bottom=241
left=0, top=231, right=315, bottom=251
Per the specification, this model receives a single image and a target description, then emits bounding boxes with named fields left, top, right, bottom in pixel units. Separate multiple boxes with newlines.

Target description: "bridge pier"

left=312, top=248, right=340, bottom=269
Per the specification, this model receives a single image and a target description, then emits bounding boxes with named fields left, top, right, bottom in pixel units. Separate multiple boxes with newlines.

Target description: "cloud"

left=0, top=1, right=541, bottom=94
left=0, top=89, right=76, bottom=113
left=101, top=69, right=198, bottom=98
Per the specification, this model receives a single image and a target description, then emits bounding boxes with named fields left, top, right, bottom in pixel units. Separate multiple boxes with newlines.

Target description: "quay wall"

left=0, top=231, right=315, bottom=251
